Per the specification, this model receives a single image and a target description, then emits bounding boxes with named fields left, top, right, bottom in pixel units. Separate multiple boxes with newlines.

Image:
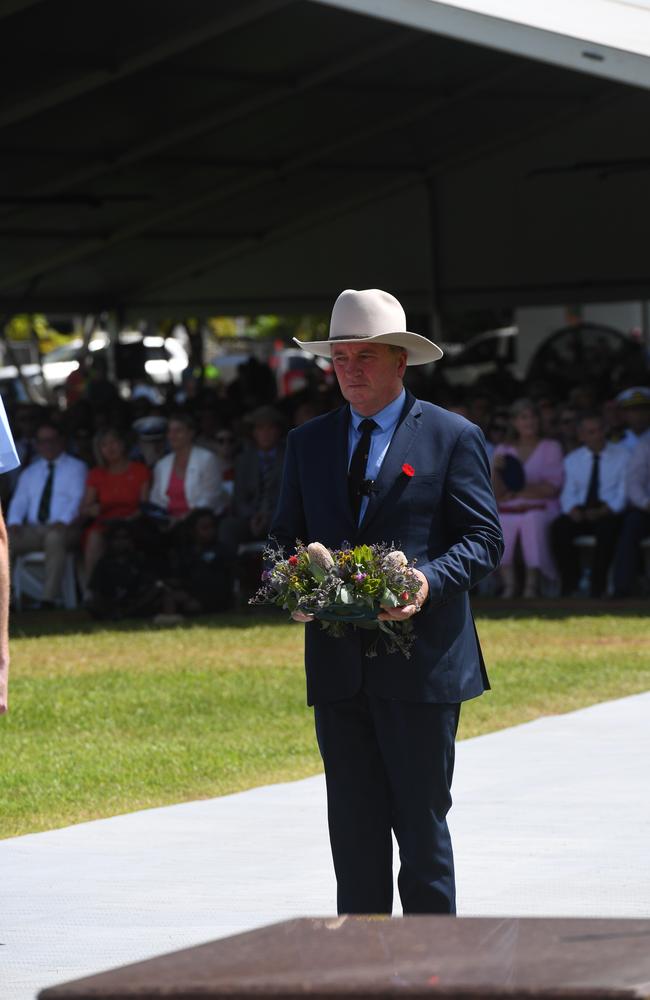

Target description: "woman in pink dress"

left=492, top=399, right=564, bottom=598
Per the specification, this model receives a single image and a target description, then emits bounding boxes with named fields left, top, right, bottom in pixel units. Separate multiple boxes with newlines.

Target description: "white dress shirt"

left=7, top=453, right=87, bottom=525
left=348, top=388, right=406, bottom=523
left=626, top=437, right=650, bottom=511
left=560, top=442, right=630, bottom=515
left=620, top=427, right=650, bottom=454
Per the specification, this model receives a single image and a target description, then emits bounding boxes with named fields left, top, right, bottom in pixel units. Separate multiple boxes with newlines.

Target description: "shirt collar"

left=350, top=388, right=406, bottom=434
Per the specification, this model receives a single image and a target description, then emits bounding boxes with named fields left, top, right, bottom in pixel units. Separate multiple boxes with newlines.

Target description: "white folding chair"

left=13, top=551, right=78, bottom=610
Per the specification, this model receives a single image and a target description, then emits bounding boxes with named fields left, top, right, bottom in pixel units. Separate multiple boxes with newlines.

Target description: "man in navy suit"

left=271, top=289, right=503, bottom=916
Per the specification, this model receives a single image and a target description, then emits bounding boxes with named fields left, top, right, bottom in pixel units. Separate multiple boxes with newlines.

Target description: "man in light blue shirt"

left=7, top=419, right=86, bottom=609
left=551, top=412, right=628, bottom=597
left=0, top=394, right=20, bottom=714
left=348, top=387, right=405, bottom=524
left=616, top=387, right=650, bottom=453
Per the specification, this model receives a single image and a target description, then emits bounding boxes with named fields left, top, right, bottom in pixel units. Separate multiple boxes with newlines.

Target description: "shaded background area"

left=1, top=0, right=650, bottom=338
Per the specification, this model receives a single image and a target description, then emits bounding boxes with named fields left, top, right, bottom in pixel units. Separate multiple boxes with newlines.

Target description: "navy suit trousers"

left=314, top=693, right=460, bottom=916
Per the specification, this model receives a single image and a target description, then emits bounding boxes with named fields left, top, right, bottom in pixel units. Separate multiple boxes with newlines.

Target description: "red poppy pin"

left=402, top=463, right=415, bottom=477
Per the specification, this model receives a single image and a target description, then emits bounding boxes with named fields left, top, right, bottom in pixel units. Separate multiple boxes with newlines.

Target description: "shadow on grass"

left=10, top=598, right=648, bottom=638
left=10, top=606, right=289, bottom=639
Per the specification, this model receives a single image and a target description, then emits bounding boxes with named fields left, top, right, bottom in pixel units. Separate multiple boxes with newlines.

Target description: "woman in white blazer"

left=150, top=412, right=224, bottom=518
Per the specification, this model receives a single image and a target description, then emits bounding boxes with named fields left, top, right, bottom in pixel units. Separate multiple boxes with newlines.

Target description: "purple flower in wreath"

left=354, top=572, right=367, bottom=583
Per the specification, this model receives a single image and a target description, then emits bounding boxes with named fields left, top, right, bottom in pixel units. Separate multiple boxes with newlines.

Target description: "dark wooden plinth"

left=39, top=916, right=650, bottom=1000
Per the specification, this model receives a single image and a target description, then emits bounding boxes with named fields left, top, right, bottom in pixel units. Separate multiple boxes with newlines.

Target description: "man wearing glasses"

left=0, top=394, right=21, bottom=714
left=7, top=420, right=86, bottom=611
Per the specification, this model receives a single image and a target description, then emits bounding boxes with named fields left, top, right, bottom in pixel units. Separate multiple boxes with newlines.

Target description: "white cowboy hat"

left=293, top=288, right=443, bottom=366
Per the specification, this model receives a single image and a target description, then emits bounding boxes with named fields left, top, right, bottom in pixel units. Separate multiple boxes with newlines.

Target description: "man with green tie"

left=7, top=420, right=86, bottom=611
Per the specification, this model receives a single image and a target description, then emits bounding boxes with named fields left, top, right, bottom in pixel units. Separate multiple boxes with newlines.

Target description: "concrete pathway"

left=1, top=692, right=649, bottom=1000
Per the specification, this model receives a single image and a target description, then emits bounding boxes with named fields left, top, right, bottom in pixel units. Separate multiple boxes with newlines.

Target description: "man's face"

left=331, top=342, right=407, bottom=416
left=253, top=421, right=281, bottom=452
left=35, top=427, right=64, bottom=461
left=579, top=418, right=606, bottom=453
left=624, top=406, right=650, bottom=435
left=559, top=409, right=577, bottom=436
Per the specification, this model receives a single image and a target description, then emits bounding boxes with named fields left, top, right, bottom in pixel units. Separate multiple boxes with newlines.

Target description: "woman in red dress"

left=80, top=428, right=151, bottom=581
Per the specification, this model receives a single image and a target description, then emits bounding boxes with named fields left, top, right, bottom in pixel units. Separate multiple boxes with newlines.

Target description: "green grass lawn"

left=1, top=609, right=648, bottom=839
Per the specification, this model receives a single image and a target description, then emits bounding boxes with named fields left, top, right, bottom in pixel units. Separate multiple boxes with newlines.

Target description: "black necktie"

left=584, top=452, right=600, bottom=508
left=37, top=461, right=55, bottom=523
left=348, top=418, right=377, bottom=522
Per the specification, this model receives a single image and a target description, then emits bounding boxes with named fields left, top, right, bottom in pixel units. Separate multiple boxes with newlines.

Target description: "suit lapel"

left=359, top=392, right=422, bottom=535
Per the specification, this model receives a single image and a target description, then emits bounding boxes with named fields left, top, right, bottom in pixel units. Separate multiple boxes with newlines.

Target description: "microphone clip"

left=359, top=478, right=379, bottom=497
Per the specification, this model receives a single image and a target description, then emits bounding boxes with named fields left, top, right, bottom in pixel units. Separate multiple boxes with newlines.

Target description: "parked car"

left=0, top=332, right=188, bottom=402
left=435, top=327, right=518, bottom=386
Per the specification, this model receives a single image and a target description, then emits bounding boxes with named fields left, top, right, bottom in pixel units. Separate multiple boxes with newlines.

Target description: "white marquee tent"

left=1, top=0, right=650, bottom=326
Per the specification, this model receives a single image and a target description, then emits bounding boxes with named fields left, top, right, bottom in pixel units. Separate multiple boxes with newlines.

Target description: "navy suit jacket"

left=270, top=391, right=504, bottom=706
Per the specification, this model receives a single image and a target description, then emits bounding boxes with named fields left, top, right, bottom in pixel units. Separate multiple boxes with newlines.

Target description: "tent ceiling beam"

left=0, top=63, right=520, bottom=293
left=0, top=26, right=414, bottom=226
left=132, top=175, right=422, bottom=303
left=0, top=0, right=45, bottom=21
left=0, top=0, right=294, bottom=133
left=439, top=276, right=650, bottom=308
left=134, top=85, right=618, bottom=301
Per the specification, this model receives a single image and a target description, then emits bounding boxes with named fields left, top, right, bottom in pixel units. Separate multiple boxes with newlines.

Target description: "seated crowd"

left=487, top=387, right=650, bottom=599
left=2, top=363, right=650, bottom=618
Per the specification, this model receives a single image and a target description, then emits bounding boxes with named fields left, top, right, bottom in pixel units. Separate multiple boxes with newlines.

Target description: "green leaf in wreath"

left=381, top=588, right=399, bottom=608
left=353, top=544, right=374, bottom=564
left=308, top=561, right=326, bottom=583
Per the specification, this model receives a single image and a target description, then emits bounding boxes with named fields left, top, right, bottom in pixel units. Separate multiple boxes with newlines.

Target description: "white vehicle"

left=0, top=333, right=188, bottom=393
left=438, top=327, right=518, bottom=386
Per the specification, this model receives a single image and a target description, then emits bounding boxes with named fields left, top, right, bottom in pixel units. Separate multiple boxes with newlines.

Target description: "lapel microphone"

left=359, top=478, right=379, bottom=497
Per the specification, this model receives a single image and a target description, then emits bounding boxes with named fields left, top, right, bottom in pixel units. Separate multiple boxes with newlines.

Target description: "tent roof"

left=1, top=0, right=650, bottom=320
left=317, top=0, right=650, bottom=89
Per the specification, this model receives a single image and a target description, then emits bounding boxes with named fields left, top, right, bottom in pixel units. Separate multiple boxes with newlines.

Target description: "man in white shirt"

left=0, top=393, right=21, bottom=713
left=551, top=412, right=629, bottom=597
left=615, top=387, right=650, bottom=453
left=7, top=420, right=87, bottom=608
